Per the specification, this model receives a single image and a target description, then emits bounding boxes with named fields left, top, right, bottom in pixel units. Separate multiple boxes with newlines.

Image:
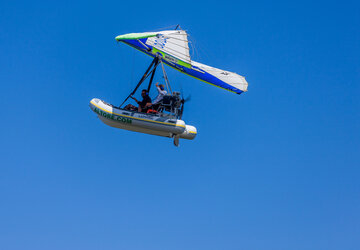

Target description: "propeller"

left=179, top=93, right=191, bottom=120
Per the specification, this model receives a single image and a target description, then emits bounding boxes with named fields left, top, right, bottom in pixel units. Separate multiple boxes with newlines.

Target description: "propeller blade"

left=184, top=95, right=191, bottom=103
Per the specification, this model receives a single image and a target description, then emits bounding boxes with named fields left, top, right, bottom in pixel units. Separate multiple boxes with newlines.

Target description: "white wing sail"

left=145, top=30, right=191, bottom=64
left=192, top=61, right=248, bottom=92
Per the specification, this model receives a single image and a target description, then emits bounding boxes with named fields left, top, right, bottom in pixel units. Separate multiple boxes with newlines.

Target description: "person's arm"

left=130, top=95, right=139, bottom=103
left=155, top=83, right=162, bottom=93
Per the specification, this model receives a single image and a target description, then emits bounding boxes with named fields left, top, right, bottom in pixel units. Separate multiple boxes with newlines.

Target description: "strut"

left=119, top=56, right=161, bottom=108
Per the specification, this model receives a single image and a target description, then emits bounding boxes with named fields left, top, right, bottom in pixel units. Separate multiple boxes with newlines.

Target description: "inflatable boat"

left=89, top=98, right=197, bottom=144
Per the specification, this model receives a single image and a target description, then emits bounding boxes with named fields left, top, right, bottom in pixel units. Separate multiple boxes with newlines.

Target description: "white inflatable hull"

left=89, top=98, right=197, bottom=140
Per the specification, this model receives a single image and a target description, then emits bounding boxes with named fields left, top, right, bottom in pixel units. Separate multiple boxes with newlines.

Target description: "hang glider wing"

left=115, top=30, right=248, bottom=94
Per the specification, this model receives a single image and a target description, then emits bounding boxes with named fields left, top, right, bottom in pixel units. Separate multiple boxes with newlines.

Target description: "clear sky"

left=1, top=0, right=359, bottom=249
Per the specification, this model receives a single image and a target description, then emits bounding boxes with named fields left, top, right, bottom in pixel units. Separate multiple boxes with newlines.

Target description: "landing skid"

left=173, top=135, right=180, bottom=147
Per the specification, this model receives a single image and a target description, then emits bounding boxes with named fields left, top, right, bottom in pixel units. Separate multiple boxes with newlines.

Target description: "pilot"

left=151, top=82, right=167, bottom=110
left=125, top=89, right=152, bottom=112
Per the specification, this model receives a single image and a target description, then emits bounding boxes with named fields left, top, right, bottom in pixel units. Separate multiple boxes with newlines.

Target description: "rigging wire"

left=188, top=36, right=196, bottom=60
left=190, top=33, right=211, bottom=64
left=161, top=61, right=172, bottom=94
left=150, top=24, right=179, bottom=32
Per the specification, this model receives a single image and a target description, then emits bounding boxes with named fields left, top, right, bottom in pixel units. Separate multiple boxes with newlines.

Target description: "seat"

left=146, top=109, right=159, bottom=114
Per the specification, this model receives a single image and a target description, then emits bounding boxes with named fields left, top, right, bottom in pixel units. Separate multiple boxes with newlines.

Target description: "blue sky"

left=1, top=0, right=359, bottom=249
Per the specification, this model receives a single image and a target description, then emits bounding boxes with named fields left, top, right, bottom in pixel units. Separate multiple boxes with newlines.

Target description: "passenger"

left=125, top=89, right=152, bottom=112
left=151, top=82, right=167, bottom=110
